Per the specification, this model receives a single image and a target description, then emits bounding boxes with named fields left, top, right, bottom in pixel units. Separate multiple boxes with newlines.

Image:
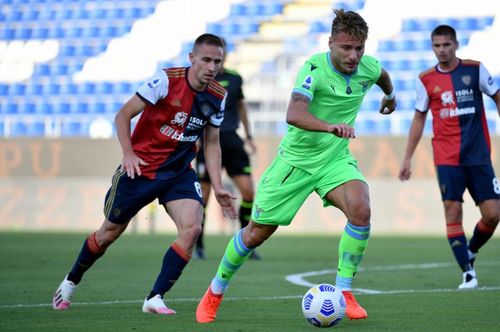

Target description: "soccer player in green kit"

left=196, top=9, right=396, bottom=323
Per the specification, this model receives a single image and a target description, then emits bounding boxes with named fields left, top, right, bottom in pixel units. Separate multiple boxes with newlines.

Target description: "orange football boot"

left=342, top=290, right=368, bottom=320
left=196, top=286, right=223, bottom=323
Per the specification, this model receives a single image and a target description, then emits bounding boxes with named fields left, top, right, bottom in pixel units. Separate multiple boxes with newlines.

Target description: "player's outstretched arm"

left=376, top=68, right=397, bottom=115
left=399, top=111, right=427, bottom=181
left=493, top=91, right=500, bottom=117
left=115, top=95, right=149, bottom=179
left=204, top=125, right=237, bottom=219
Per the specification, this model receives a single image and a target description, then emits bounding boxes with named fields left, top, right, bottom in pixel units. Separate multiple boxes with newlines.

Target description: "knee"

left=349, top=204, right=371, bottom=227
left=243, top=230, right=263, bottom=248
left=96, top=230, right=120, bottom=249
left=180, top=223, right=203, bottom=244
left=482, top=211, right=500, bottom=227
left=240, top=189, right=254, bottom=202
left=242, top=224, right=274, bottom=248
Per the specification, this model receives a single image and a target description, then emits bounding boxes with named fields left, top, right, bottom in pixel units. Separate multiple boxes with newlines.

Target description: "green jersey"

left=279, top=52, right=382, bottom=173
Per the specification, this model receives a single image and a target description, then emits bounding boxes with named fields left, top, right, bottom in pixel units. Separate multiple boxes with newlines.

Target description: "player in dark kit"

left=52, top=34, right=237, bottom=314
left=399, top=25, right=500, bottom=289
left=194, top=39, right=259, bottom=260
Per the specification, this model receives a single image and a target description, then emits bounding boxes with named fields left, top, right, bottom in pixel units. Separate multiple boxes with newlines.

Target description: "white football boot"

left=142, top=294, right=176, bottom=315
left=458, top=270, right=478, bottom=289
left=52, top=275, right=76, bottom=310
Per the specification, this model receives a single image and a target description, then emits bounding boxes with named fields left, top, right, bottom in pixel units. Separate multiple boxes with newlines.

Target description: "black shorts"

left=436, top=164, right=500, bottom=204
left=103, top=168, right=203, bottom=224
left=196, top=131, right=251, bottom=182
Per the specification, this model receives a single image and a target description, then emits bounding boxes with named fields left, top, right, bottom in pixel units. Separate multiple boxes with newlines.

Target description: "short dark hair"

left=192, top=33, right=224, bottom=53
left=331, top=9, right=368, bottom=41
left=431, top=25, right=457, bottom=42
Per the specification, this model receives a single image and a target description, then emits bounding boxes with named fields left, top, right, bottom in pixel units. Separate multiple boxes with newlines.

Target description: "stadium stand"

left=0, top=0, right=499, bottom=137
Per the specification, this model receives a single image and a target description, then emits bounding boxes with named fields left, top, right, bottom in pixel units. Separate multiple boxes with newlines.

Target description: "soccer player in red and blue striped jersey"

left=52, top=34, right=237, bottom=314
left=400, top=25, right=500, bottom=289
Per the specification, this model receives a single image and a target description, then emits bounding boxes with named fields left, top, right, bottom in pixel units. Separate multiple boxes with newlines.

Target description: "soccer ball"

left=302, top=284, right=346, bottom=328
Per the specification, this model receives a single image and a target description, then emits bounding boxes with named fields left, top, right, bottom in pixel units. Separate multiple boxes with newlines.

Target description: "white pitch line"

left=2, top=287, right=500, bottom=310
left=285, top=261, right=500, bottom=290
left=2, top=262, right=500, bottom=310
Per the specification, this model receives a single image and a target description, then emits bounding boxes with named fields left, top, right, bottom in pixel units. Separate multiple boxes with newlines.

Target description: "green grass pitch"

left=0, top=232, right=499, bottom=331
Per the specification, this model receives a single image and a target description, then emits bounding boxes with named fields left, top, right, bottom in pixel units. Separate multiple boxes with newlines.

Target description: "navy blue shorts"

left=103, top=168, right=203, bottom=224
left=436, top=164, right=500, bottom=204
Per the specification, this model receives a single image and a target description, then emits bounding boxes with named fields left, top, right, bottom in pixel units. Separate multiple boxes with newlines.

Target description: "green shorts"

left=251, top=154, right=366, bottom=226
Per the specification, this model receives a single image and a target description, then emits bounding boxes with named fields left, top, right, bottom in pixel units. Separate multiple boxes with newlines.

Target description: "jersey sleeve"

left=237, top=75, right=244, bottom=100
left=362, top=54, right=383, bottom=82
left=479, top=62, right=500, bottom=97
left=208, top=93, right=226, bottom=127
left=415, top=76, right=429, bottom=112
left=291, top=60, right=319, bottom=101
left=136, top=70, right=169, bottom=104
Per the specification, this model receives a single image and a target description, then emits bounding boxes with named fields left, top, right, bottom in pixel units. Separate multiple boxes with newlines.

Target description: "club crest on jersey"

left=302, top=75, right=313, bottom=90
left=461, top=75, right=471, bottom=86
left=200, top=103, right=212, bottom=117
left=440, top=91, right=454, bottom=106
left=358, top=80, right=371, bottom=92
left=171, top=112, right=188, bottom=127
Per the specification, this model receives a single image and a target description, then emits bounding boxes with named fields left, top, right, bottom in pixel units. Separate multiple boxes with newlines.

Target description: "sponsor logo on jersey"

left=455, top=88, right=474, bottom=103
left=433, top=85, right=441, bottom=93
left=440, top=89, right=477, bottom=117
left=302, top=75, right=313, bottom=90
left=147, top=78, right=160, bottom=88
left=171, top=112, right=188, bottom=127
left=439, top=107, right=476, bottom=119
left=160, top=124, right=198, bottom=142
left=187, top=117, right=207, bottom=130
left=488, top=76, right=494, bottom=85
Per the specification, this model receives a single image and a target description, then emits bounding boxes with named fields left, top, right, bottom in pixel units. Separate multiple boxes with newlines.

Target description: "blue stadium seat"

left=9, top=84, right=26, bottom=96
left=53, top=102, right=72, bottom=114
left=75, top=102, right=89, bottom=113
left=25, top=83, right=43, bottom=95
left=0, top=84, right=9, bottom=95
left=310, top=21, right=329, bottom=33
left=19, top=102, right=36, bottom=114
left=60, top=83, right=78, bottom=95
left=61, top=121, right=87, bottom=136
left=1, top=102, right=18, bottom=114
left=0, top=27, right=15, bottom=40
left=230, top=4, right=246, bottom=16
left=15, top=27, right=32, bottom=39
left=35, top=102, right=53, bottom=114
left=31, top=27, right=49, bottom=39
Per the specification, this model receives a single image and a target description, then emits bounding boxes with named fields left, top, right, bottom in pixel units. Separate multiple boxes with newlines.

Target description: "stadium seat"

left=61, top=121, right=87, bottom=136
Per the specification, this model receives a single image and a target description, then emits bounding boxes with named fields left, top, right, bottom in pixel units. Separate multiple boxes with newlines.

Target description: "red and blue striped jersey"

left=415, top=59, right=499, bottom=166
left=132, top=67, right=226, bottom=179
